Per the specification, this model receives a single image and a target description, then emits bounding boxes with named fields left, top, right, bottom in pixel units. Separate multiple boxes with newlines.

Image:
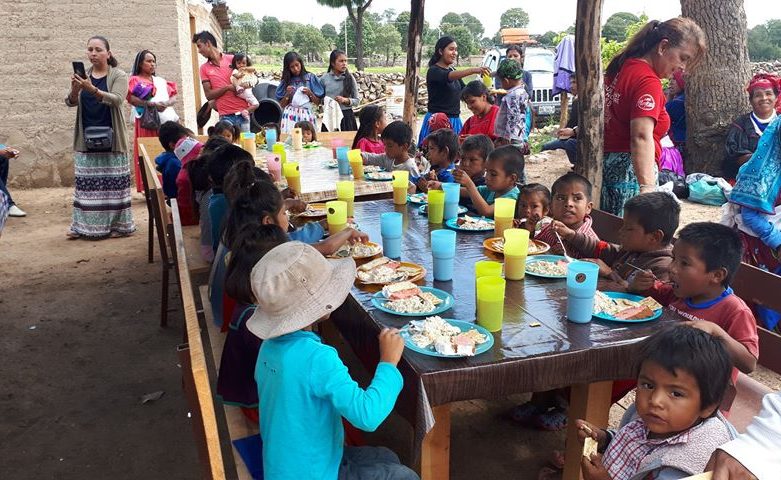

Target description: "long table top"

left=329, top=200, right=678, bottom=447
left=254, top=145, right=392, bottom=203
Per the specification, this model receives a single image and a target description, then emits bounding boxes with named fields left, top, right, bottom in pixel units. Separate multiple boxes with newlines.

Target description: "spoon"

left=553, top=230, right=574, bottom=263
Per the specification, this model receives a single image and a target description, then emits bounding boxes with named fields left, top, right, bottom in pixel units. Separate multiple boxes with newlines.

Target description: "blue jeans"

left=542, top=137, right=578, bottom=166
left=0, top=154, right=14, bottom=205
left=219, top=113, right=250, bottom=133
left=338, top=446, right=419, bottom=480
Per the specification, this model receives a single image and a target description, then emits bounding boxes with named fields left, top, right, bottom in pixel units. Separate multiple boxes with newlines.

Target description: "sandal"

left=509, top=401, right=545, bottom=425
left=533, top=407, right=568, bottom=431
left=65, top=231, right=81, bottom=240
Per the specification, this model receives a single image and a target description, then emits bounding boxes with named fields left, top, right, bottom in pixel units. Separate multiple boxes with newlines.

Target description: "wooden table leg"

left=420, top=404, right=451, bottom=480
left=562, top=381, right=613, bottom=480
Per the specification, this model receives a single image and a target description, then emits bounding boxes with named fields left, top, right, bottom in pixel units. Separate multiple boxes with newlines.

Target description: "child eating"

left=629, top=222, right=759, bottom=383
left=285, top=120, right=317, bottom=145
left=361, top=121, right=421, bottom=176
left=536, top=172, right=598, bottom=258
left=451, top=145, right=523, bottom=218
left=249, top=242, right=418, bottom=479
left=413, top=128, right=457, bottom=192
left=155, top=121, right=191, bottom=199
left=556, top=191, right=678, bottom=284
left=352, top=105, right=387, bottom=153
left=514, top=183, right=551, bottom=235
left=578, top=324, right=737, bottom=480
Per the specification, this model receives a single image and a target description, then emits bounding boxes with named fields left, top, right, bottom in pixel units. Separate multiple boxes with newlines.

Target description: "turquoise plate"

left=408, top=193, right=427, bottom=205
left=419, top=204, right=467, bottom=216
left=524, top=255, right=568, bottom=279
left=593, top=291, right=663, bottom=323
left=371, top=287, right=455, bottom=317
left=445, top=216, right=494, bottom=232
left=400, top=319, right=494, bottom=358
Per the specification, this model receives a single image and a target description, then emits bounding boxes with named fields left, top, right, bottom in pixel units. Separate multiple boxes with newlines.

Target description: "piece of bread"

left=382, top=281, right=421, bottom=300
left=639, top=296, right=663, bottom=311
left=418, top=291, right=443, bottom=305
left=359, top=256, right=390, bottom=272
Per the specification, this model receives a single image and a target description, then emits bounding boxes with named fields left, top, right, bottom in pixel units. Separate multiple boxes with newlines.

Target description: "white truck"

left=481, top=46, right=561, bottom=124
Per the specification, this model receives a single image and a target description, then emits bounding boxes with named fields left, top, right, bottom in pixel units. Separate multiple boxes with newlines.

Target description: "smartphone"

left=72, top=61, right=87, bottom=78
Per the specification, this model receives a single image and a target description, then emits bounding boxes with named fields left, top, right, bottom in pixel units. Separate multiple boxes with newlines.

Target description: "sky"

left=225, top=0, right=773, bottom=36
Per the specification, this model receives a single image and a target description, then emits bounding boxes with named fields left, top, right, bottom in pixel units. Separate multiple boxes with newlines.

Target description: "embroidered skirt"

left=600, top=152, right=658, bottom=216
left=70, top=151, right=135, bottom=238
left=280, top=105, right=316, bottom=134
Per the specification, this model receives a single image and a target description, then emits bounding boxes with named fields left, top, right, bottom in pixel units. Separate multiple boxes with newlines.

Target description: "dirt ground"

left=1, top=150, right=778, bottom=479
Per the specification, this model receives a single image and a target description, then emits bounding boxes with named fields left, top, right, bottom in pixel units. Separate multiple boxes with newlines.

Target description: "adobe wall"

left=0, top=0, right=221, bottom=188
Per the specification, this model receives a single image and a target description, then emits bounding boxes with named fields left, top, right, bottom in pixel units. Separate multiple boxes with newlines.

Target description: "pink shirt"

left=355, top=137, right=385, bottom=154
left=199, top=54, right=247, bottom=116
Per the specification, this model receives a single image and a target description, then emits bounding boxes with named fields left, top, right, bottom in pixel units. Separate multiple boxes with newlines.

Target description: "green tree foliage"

left=460, top=13, right=484, bottom=40
left=500, top=8, right=530, bottom=28
left=259, top=16, right=282, bottom=45
left=600, top=14, right=648, bottom=68
left=321, top=23, right=338, bottom=46
left=292, top=25, right=328, bottom=62
left=280, top=21, right=303, bottom=43
left=440, top=12, right=464, bottom=30
left=602, top=12, right=640, bottom=42
left=338, top=13, right=378, bottom=59
left=443, top=25, right=475, bottom=58
left=316, top=0, right=374, bottom=70
left=748, top=20, right=781, bottom=61
left=224, top=12, right=259, bottom=54
left=374, top=23, right=402, bottom=66
left=381, top=8, right=396, bottom=24
left=537, top=31, right=558, bottom=46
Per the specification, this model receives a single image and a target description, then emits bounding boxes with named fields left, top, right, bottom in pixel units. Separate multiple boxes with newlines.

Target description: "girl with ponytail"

left=601, top=17, right=706, bottom=216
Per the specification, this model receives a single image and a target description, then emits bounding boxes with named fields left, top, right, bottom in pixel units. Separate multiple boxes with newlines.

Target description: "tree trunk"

left=573, top=0, right=606, bottom=209
left=680, top=0, right=751, bottom=175
left=354, top=11, right=365, bottom=71
left=403, top=0, right=425, bottom=128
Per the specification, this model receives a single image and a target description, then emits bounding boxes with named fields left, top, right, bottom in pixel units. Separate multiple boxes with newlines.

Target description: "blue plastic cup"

left=381, top=212, right=403, bottom=259
left=566, top=260, right=600, bottom=323
left=336, top=147, right=350, bottom=175
left=442, top=183, right=461, bottom=220
left=265, top=129, right=277, bottom=151
left=431, top=230, right=456, bottom=281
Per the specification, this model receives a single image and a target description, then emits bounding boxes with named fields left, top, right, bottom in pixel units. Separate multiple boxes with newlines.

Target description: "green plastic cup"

left=427, top=190, right=445, bottom=224
left=476, top=276, right=506, bottom=332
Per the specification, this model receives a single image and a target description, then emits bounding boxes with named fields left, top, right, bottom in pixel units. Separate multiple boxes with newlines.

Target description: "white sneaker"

left=8, top=205, right=26, bottom=217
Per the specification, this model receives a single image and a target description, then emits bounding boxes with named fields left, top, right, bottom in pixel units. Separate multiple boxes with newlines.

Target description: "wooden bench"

left=590, top=209, right=781, bottom=430
left=171, top=199, right=226, bottom=479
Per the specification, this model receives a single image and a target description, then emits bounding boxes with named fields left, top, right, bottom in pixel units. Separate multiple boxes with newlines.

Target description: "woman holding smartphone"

left=65, top=35, right=135, bottom=239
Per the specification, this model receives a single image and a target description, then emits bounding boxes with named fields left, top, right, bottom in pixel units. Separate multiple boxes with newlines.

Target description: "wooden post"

left=562, top=382, right=612, bottom=480
left=574, top=0, right=605, bottom=208
left=559, top=93, right=570, bottom=129
left=420, top=404, right=450, bottom=480
left=403, top=0, right=425, bottom=130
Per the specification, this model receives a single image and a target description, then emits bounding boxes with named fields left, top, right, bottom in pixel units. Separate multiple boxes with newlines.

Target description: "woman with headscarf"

left=419, top=36, right=491, bottom=145
left=127, top=50, right=179, bottom=192
left=601, top=18, right=706, bottom=216
left=725, top=116, right=781, bottom=330
left=723, top=73, right=780, bottom=183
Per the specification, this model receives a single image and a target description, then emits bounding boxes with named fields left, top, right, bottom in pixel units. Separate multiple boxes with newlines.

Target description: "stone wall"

left=0, top=0, right=222, bottom=188
left=752, top=60, right=781, bottom=76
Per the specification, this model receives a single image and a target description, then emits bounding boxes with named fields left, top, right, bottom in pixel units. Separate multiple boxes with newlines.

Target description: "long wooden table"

left=254, top=145, right=393, bottom=203
left=329, top=200, right=679, bottom=480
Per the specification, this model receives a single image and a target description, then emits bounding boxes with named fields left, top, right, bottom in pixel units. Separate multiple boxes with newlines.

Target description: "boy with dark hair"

left=556, top=191, right=679, bottom=283
left=536, top=172, right=599, bottom=259
left=459, top=134, right=494, bottom=188
left=578, top=324, right=737, bottom=480
left=630, top=222, right=758, bottom=384
left=361, top=121, right=421, bottom=176
left=155, top=121, right=191, bottom=198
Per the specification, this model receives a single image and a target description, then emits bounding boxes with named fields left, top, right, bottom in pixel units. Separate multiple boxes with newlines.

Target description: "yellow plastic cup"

left=482, top=72, right=493, bottom=88
left=503, top=228, right=530, bottom=280
left=392, top=170, right=409, bottom=205
left=291, top=127, right=303, bottom=151
left=283, top=162, right=301, bottom=194
left=494, top=197, right=516, bottom=238
left=475, top=260, right=503, bottom=279
left=477, top=276, right=506, bottom=332
left=427, top=190, right=445, bottom=224
left=326, top=200, right=347, bottom=235
left=347, top=149, right=364, bottom=180
left=240, top=132, right=256, bottom=158
left=272, top=142, right=286, bottom=165
left=336, top=181, right=355, bottom=217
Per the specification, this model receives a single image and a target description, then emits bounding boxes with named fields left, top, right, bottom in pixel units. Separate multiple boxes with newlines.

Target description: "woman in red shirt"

left=601, top=18, right=705, bottom=215
left=459, top=80, right=499, bottom=141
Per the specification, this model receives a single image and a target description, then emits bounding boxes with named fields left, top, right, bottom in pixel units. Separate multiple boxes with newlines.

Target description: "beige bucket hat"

left=246, top=241, right=356, bottom=339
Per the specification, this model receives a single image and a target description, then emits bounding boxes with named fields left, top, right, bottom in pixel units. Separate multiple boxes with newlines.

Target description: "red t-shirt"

left=199, top=54, right=247, bottom=116
left=603, top=59, right=670, bottom=161
left=461, top=105, right=500, bottom=139
left=647, top=283, right=759, bottom=384
left=355, top=137, right=385, bottom=154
